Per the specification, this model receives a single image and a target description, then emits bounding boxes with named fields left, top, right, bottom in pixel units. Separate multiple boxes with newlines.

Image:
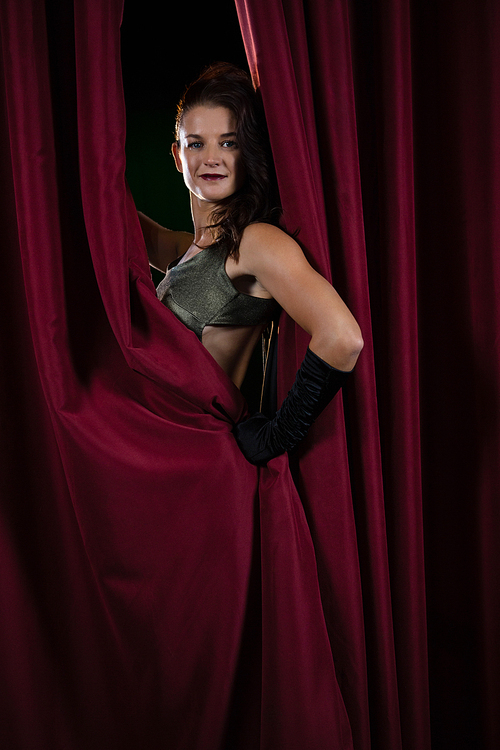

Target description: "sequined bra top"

left=156, top=244, right=278, bottom=341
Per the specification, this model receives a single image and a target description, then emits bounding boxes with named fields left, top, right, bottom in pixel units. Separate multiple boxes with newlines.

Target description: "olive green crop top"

left=156, top=244, right=278, bottom=340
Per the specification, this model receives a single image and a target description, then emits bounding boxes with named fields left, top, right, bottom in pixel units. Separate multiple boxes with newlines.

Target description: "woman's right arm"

left=137, top=212, right=193, bottom=272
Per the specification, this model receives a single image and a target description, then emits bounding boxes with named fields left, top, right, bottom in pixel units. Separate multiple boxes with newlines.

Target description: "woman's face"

left=172, top=105, right=246, bottom=204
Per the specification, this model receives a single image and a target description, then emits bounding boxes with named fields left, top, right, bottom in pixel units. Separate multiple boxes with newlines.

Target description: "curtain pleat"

left=236, top=1, right=500, bottom=750
left=0, top=1, right=351, bottom=748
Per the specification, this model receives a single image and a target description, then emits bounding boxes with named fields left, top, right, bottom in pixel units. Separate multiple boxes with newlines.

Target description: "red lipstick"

left=200, top=173, right=226, bottom=181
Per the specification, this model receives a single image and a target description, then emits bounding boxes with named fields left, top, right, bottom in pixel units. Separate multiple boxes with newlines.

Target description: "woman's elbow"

left=350, top=327, right=364, bottom=360
left=338, top=329, right=364, bottom=371
left=311, top=326, right=363, bottom=372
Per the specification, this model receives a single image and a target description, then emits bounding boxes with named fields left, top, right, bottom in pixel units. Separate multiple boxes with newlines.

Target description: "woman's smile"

left=172, top=105, right=246, bottom=204
left=200, top=173, right=226, bottom=181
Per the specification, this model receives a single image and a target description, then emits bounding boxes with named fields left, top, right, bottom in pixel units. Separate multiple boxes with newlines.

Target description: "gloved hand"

left=233, top=347, right=351, bottom=465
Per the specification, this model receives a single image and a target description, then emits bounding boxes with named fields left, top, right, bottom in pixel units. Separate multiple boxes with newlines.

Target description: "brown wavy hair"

left=174, top=62, right=281, bottom=258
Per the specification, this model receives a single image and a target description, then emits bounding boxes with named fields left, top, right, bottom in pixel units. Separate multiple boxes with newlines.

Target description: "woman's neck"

left=190, top=193, right=219, bottom=247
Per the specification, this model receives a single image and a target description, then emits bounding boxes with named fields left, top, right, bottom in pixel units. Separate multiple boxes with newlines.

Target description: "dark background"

left=120, top=1, right=249, bottom=239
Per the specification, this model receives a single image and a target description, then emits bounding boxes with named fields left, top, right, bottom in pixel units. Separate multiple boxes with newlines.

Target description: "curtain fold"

left=0, top=1, right=351, bottom=748
left=236, top=1, right=500, bottom=749
left=236, top=1, right=425, bottom=748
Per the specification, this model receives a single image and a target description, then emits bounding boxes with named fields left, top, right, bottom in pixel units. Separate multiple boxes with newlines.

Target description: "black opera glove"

left=233, top=347, right=351, bottom=465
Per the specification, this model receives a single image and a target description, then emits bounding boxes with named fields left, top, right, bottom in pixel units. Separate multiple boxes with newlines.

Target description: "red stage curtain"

left=0, top=0, right=351, bottom=748
left=236, top=1, right=500, bottom=750
left=1, top=1, right=499, bottom=749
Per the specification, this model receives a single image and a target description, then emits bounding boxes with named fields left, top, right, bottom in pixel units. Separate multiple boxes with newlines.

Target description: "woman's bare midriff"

left=201, top=323, right=267, bottom=388
left=172, top=246, right=271, bottom=387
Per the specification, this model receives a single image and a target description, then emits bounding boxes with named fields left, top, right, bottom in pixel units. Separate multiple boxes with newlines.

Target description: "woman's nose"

left=204, top=145, right=220, bottom=165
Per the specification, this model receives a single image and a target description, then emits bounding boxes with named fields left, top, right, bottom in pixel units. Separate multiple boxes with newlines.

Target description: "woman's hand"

left=234, top=347, right=351, bottom=464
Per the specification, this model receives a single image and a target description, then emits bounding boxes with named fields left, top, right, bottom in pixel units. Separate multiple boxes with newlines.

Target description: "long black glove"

left=233, top=347, right=351, bottom=465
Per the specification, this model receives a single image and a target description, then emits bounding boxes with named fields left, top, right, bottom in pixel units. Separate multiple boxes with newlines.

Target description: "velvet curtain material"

left=1, top=1, right=499, bottom=750
left=236, top=1, right=423, bottom=748
left=0, top=1, right=352, bottom=748
left=236, top=1, right=500, bottom=749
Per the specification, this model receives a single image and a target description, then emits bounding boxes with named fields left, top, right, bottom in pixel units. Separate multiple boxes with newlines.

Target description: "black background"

left=120, top=1, right=249, bottom=235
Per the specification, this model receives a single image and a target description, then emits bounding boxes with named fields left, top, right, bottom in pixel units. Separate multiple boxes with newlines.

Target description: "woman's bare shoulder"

left=174, top=230, right=195, bottom=255
left=138, top=211, right=194, bottom=271
left=242, top=222, right=290, bottom=243
left=240, top=222, right=301, bottom=261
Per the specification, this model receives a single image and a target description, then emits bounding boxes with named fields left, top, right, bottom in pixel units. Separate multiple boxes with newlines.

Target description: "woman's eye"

left=187, top=141, right=203, bottom=149
left=221, top=140, right=237, bottom=148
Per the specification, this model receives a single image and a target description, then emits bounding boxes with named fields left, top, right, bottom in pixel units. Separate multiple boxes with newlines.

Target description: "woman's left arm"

left=239, top=223, right=364, bottom=371
left=233, top=223, right=364, bottom=465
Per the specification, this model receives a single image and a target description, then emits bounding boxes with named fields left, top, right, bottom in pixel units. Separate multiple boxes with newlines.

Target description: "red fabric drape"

left=1, top=0, right=499, bottom=749
left=236, top=2, right=424, bottom=749
left=0, top=0, right=350, bottom=748
left=236, top=1, right=500, bottom=750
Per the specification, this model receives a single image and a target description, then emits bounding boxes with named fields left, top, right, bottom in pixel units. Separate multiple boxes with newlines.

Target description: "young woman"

left=138, top=62, right=363, bottom=464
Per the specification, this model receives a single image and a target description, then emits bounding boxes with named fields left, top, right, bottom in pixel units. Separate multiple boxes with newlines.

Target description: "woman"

left=139, top=62, right=363, bottom=463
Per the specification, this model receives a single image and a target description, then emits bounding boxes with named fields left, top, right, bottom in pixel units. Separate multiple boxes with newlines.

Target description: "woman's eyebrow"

left=185, top=132, right=237, bottom=139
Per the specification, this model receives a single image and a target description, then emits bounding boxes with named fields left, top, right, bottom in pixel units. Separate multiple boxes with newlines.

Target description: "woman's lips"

left=200, top=174, right=226, bottom=181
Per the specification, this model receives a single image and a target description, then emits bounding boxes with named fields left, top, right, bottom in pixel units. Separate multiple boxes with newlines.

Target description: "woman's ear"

left=171, top=142, right=183, bottom=173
